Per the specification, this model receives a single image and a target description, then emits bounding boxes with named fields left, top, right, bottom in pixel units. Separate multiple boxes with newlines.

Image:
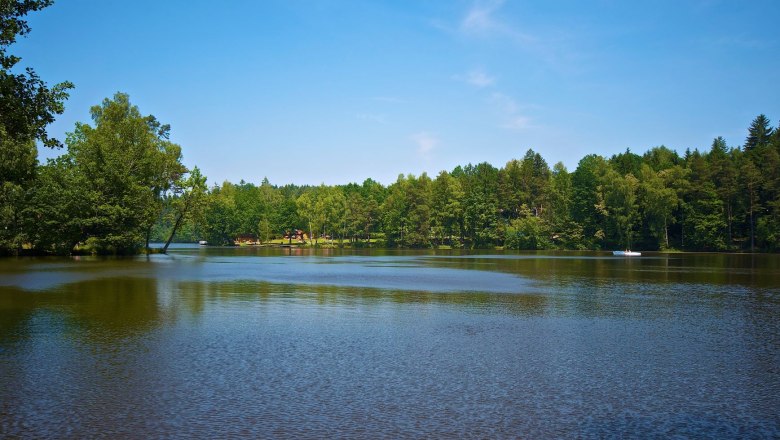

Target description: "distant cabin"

left=283, top=229, right=308, bottom=242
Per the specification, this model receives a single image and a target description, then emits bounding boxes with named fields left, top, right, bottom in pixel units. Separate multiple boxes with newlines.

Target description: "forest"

left=151, top=119, right=779, bottom=253
left=2, top=2, right=780, bottom=255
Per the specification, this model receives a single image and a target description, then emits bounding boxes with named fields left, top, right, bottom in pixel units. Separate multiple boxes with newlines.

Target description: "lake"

left=1, top=247, right=779, bottom=438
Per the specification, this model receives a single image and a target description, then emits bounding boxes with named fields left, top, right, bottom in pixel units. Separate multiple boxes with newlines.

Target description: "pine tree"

left=745, top=114, right=774, bottom=152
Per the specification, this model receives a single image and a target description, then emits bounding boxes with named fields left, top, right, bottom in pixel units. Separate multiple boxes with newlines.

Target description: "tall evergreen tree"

left=744, top=114, right=774, bottom=152
left=642, top=146, right=680, bottom=172
left=432, top=170, right=464, bottom=246
left=520, top=149, right=551, bottom=217
left=498, top=159, right=524, bottom=220
left=708, top=137, right=739, bottom=247
left=461, top=163, right=500, bottom=248
left=610, top=148, right=643, bottom=177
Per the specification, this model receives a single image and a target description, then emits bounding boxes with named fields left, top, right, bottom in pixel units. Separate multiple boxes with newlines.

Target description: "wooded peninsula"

left=2, top=2, right=779, bottom=255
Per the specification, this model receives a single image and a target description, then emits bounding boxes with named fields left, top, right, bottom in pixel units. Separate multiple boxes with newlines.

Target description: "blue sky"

left=15, top=0, right=780, bottom=186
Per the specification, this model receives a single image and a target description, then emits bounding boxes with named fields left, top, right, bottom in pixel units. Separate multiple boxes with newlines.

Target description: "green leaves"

left=167, top=111, right=780, bottom=252
left=380, top=173, right=433, bottom=247
left=56, top=93, right=185, bottom=253
left=505, top=209, right=551, bottom=250
left=7, top=93, right=191, bottom=254
left=0, top=0, right=54, bottom=68
left=599, top=169, right=639, bottom=249
left=0, top=1, right=72, bottom=254
left=1, top=0, right=73, bottom=148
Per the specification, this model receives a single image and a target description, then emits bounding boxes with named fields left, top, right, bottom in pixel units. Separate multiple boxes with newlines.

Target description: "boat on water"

left=198, top=240, right=208, bottom=245
left=613, top=250, right=641, bottom=256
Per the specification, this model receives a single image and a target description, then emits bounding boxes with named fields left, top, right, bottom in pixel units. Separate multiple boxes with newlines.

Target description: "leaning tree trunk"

left=162, top=212, right=185, bottom=254
left=162, top=198, right=190, bottom=254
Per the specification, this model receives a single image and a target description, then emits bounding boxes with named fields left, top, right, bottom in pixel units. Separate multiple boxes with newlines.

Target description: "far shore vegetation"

left=2, top=1, right=780, bottom=256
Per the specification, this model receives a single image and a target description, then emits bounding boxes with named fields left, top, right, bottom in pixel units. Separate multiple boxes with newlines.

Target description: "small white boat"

left=198, top=240, right=208, bottom=246
left=613, top=250, right=641, bottom=256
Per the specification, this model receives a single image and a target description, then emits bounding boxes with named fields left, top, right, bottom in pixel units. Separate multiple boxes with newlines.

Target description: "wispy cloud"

left=455, top=69, right=497, bottom=88
left=460, top=0, right=536, bottom=45
left=411, top=131, right=439, bottom=156
left=461, top=0, right=504, bottom=34
left=454, top=0, right=583, bottom=74
left=356, top=113, right=388, bottom=125
left=489, top=92, right=533, bottom=130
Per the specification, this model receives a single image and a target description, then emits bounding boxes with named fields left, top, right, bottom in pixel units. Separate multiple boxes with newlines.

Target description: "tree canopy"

left=1, top=0, right=73, bottom=148
left=1, top=0, right=72, bottom=253
left=171, top=115, right=780, bottom=253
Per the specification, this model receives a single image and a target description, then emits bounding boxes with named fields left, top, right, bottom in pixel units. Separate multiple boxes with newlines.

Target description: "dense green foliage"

left=186, top=117, right=780, bottom=252
left=1, top=0, right=72, bottom=253
left=4, top=93, right=199, bottom=255
left=7, top=102, right=780, bottom=254
left=2, top=2, right=780, bottom=254
left=193, top=114, right=780, bottom=252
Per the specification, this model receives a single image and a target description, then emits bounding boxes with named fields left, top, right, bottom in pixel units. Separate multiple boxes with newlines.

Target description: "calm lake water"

left=1, top=246, right=779, bottom=438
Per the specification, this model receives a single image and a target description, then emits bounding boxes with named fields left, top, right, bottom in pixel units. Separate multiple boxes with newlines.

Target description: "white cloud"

left=461, top=0, right=505, bottom=34
left=439, top=1, right=578, bottom=75
left=356, top=113, right=388, bottom=124
left=459, top=0, right=555, bottom=59
left=411, top=132, right=439, bottom=155
left=464, top=69, right=496, bottom=88
left=489, top=93, right=533, bottom=130
left=460, top=0, right=536, bottom=45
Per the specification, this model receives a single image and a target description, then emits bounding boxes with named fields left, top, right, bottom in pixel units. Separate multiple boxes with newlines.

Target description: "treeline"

left=169, top=117, right=779, bottom=252
left=4, top=92, right=780, bottom=255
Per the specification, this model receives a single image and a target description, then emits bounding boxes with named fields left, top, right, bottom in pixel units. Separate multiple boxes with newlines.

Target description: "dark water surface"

left=1, top=247, right=779, bottom=438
